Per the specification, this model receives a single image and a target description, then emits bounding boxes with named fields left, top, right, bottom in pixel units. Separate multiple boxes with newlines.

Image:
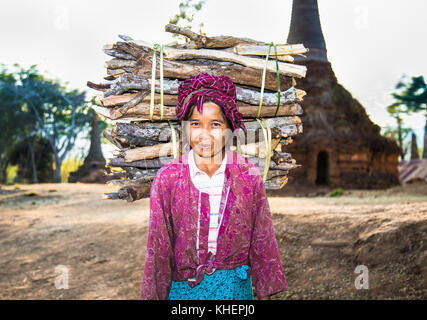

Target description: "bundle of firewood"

left=87, top=24, right=307, bottom=201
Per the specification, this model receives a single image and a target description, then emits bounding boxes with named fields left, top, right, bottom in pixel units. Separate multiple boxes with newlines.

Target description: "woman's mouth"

left=199, top=144, right=212, bottom=149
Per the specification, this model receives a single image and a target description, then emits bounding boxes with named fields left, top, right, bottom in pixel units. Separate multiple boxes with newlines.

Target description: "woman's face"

left=184, top=101, right=231, bottom=160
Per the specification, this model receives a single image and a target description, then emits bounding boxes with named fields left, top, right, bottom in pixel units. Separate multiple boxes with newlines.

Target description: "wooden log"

left=106, top=42, right=146, bottom=59
left=114, top=135, right=281, bottom=162
left=133, top=43, right=306, bottom=79
left=271, top=151, right=293, bottom=164
left=118, top=34, right=134, bottom=41
left=108, top=122, right=180, bottom=148
left=116, top=122, right=180, bottom=142
left=104, top=173, right=286, bottom=198
left=109, top=125, right=293, bottom=149
left=114, top=142, right=174, bottom=161
left=112, top=168, right=158, bottom=183
left=87, top=81, right=111, bottom=92
left=123, top=167, right=158, bottom=180
left=242, top=116, right=301, bottom=131
left=135, top=53, right=295, bottom=91
left=275, top=55, right=294, bottom=63
left=107, top=66, right=134, bottom=73
left=106, top=156, right=174, bottom=169
left=246, top=124, right=301, bottom=143
left=264, top=175, right=288, bottom=190
left=111, top=134, right=160, bottom=148
left=146, top=46, right=307, bottom=78
left=100, top=84, right=305, bottom=107
left=101, top=93, right=177, bottom=107
left=124, top=168, right=287, bottom=184
left=114, top=90, right=149, bottom=118
left=91, top=103, right=303, bottom=121
left=103, top=170, right=127, bottom=179
left=106, top=68, right=127, bottom=77
left=106, top=155, right=296, bottom=172
left=116, top=117, right=299, bottom=136
left=164, top=24, right=263, bottom=49
left=105, top=59, right=137, bottom=69
left=103, top=127, right=123, bottom=149
left=100, top=73, right=305, bottom=104
left=103, top=74, right=179, bottom=97
left=245, top=156, right=300, bottom=170
left=103, top=49, right=135, bottom=60
left=102, top=181, right=151, bottom=201
left=107, top=177, right=155, bottom=188
left=234, top=44, right=308, bottom=56
left=230, top=138, right=281, bottom=158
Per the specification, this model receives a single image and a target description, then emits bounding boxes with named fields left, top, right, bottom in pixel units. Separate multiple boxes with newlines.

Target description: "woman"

left=139, top=73, right=287, bottom=300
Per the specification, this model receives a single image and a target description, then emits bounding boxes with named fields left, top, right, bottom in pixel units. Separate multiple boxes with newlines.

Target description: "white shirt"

left=188, top=148, right=227, bottom=255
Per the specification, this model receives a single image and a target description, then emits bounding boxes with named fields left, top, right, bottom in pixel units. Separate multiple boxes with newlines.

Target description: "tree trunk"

left=397, top=116, right=404, bottom=161
left=411, top=132, right=420, bottom=160
left=0, top=159, right=9, bottom=184
left=84, top=112, right=106, bottom=165
left=27, top=136, right=39, bottom=184
left=423, top=117, right=427, bottom=159
left=54, top=154, right=62, bottom=183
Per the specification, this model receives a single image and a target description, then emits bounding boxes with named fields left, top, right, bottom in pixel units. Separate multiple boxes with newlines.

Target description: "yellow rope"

left=149, top=45, right=157, bottom=122
left=255, top=42, right=274, bottom=181
left=159, top=44, right=164, bottom=121
left=169, top=121, right=178, bottom=159
left=257, top=42, right=273, bottom=118
left=149, top=43, right=178, bottom=158
left=263, top=118, right=272, bottom=182
left=256, top=118, right=272, bottom=182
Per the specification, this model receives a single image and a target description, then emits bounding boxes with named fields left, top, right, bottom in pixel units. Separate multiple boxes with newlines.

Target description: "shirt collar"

left=189, top=148, right=227, bottom=179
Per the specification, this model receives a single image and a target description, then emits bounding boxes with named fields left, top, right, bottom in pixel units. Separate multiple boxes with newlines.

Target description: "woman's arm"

left=139, top=171, right=175, bottom=300
left=249, top=168, right=288, bottom=300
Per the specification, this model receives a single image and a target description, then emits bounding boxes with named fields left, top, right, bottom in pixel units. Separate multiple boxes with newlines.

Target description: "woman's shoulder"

left=152, top=153, right=187, bottom=183
left=227, top=150, right=262, bottom=182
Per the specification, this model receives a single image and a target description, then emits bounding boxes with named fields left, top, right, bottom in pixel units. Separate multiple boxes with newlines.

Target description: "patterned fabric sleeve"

left=249, top=168, right=288, bottom=299
left=139, top=171, right=174, bottom=300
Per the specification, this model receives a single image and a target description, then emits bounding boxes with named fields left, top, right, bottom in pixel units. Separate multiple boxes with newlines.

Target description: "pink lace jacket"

left=139, top=149, right=288, bottom=300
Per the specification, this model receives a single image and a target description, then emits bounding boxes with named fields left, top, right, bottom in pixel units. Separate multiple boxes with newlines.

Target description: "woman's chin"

left=195, top=148, right=214, bottom=158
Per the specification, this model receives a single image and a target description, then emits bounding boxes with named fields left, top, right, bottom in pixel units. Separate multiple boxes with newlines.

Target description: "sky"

left=1, top=0, right=426, bottom=156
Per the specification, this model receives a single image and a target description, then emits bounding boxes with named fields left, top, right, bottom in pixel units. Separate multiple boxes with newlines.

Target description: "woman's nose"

left=198, top=128, right=211, bottom=139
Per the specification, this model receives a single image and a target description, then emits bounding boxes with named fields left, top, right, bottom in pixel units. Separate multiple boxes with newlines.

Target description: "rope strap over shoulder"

left=256, top=118, right=271, bottom=182
left=150, top=43, right=179, bottom=158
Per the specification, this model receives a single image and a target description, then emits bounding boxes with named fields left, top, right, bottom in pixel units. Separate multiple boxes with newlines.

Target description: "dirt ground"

left=0, top=181, right=426, bottom=300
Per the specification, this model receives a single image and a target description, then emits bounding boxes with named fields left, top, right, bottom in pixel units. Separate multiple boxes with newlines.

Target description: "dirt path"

left=0, top=182, right=426, bottom=299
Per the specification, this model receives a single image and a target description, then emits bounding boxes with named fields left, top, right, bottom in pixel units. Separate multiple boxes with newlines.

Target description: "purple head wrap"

left=176, top=73, right=247, bottom=133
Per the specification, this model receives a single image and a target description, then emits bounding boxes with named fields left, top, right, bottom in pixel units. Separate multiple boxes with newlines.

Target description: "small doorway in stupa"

left=315, top=151, right=329, bottom=185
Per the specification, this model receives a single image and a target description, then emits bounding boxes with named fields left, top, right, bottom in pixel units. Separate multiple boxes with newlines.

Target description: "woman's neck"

left=193, top=148, right=226, bottom=178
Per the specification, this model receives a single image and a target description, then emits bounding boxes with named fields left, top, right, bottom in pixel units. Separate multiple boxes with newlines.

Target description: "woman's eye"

left=191, top=122, right=199, bottom=127
left=212, top=122, right=221, bottom=127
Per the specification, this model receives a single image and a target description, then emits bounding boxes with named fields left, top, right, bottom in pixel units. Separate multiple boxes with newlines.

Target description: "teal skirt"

left=168, top=265, right=254, bottom=300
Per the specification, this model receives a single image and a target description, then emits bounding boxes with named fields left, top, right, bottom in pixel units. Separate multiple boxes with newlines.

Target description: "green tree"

left=0, top=65, right=33, bottom=183
left=391, top=74, right=427, bottom=159
left=381, top=124, right=412, bottom=161
left=169, top=0, right=206, bottom=42
left=0, top=64, right=92, bottom=182
left=8, top=135, right=55, bottom=183
left=385, top=101, right=413, bottom=161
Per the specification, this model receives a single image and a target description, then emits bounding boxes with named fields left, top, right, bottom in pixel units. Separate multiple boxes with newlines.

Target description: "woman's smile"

left=199, top=143, right=212, bottom=149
